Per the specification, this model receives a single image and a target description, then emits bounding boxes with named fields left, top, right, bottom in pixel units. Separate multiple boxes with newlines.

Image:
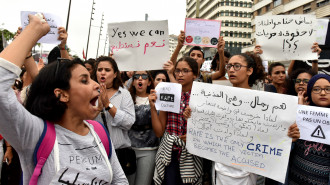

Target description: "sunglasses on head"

left=133, top=74, right=149, bottom=80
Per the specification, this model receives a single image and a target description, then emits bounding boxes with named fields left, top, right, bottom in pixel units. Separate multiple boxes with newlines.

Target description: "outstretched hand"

left=288, top=123, right=300, bottom=142
left=148, top=89, right=157, bottom=109
left=58, top=27, right=68, bottom=47
left=183, top=105, right=191, bottom=120
left=163, top=60, right=175, bottom=75
left=253, top=45, right=263, bottom=55
left=217, top=36, right=225, bottom=53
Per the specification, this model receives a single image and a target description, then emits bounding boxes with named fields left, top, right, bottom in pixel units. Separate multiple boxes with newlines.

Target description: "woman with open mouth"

left=94, top=56, right=136, bottom=178
left=0, top=15, right=127, bottom=184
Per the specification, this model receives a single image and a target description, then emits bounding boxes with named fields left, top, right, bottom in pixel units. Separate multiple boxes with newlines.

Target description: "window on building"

left=248, top=3, right=252, bottom=7
left=225, top=31, right=228, bottom=36
left=230, top=11, right=234, bottom=16
left=235, top=1, right=238, bottom=6
left=239, top=12, right=243, bottom=17
left=230, top=32, right=233, bottom=37
left=229, top=42, right=233, bottom=47
left=243, top=42, right=247, bottom=47
left=221, top=11, right=224, bottom=16
left=226, top=0, right=229, bottom=5
left=240, top=2, right=243, bottom=7
left=243, top=22, right=247, bottom=27
left=235, top=11, right=238, bottom=16
left=231, top=1, right=234, bottom=6
left=317, top=0, right=330, bottom=7
left=225, top=21, right=229, bottom=26
left=244, top=2, right=247, bottom=7
left=220, top=32, right=224, bottom=36
left=248, top=33, right=251, bottom=38
left=274, top=0, right=282, bottom=7
left=243, top=12, right=247, bottom=17
left=243, top=33, right=247, bottom=38
left=238, top=43, right=242, bottom=47
left=265, top=4, right=271, bottom=12
left=230, top=21, right=233, bottom=26
left=220, top=2, right=224, bottom=6
left=303, top=8, right=311, bottom=13
left=239, top=32, right=242, bottom=37
left=234, top=32, right=238, bottom=37
left=257, top=8, right=262, bottom=15
left=239, top=22, right=242, bottom=27
left=225, top=10, right=229, bottom=16
left=234, top=22, right=238, bottom=27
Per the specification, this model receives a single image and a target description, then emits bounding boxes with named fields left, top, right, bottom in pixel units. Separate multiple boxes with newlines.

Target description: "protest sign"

left=316, top=19, right=329, bottom=45
left=21, top=11, right=62, bottom=44
left=255, top=15, right=317, bottom=61
left=184, top=18, right=221, bottom=47
left=296, top=104, right=330, bottom=145
left=155, top=82, right=182, bottom=113
left=200, top=60, right=212, bottom=72
left=108, top=20, right=169, bottom=71
left=186, top=82, right=298, bottom=183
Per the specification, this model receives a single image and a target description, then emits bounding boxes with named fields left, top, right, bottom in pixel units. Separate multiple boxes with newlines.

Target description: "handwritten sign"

left=255, top=15, right=317, bottom=61
left=186, top=82, right=298, bottom=183
left=296, top=104, right=330, bottom=145
left=184, top=18, right=221, bottom=47
left=21, top=11, right=62, bottom=44
left=108, top=20, right=169, bottom=71
left=316, top=19, right=329, bottom=45
left=155, top=82, right=182, bottom=113
left=200, top=60, right=212, bottom=72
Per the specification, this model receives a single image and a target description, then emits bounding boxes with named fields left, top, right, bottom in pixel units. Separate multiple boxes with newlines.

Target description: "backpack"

left=29, top=120, right=112, bottom=185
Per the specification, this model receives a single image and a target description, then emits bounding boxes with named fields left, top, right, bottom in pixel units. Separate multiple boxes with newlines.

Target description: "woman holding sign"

left=288, top=74, right=330, bottom=185
left=209, top=52, right=300, bottom=185
left=149, top=57, right=203, bottom=185
left=0, top=14, right=127, bottom=184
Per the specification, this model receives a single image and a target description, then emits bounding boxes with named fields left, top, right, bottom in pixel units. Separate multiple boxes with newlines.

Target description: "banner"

left=21, top=11, right=62, bottom=44
left=255, top=15, right=317, bottom=61
left=187, top=82, right=298, bottom=183
left=184, top=18, right=221, bottom=47
left=108, top=20, right=169, bottom=71
left=296, top=104, right=330, bottom=145
left=316, top=19, right=329, bottom=45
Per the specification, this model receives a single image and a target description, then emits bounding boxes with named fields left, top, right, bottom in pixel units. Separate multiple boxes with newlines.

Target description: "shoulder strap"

left=29, top=121, right=56, bottom=185
left=86, top=120, right=112, bottom=159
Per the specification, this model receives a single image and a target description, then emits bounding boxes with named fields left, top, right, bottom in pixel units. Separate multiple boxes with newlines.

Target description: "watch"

left=105, top=103, right=114, bottom=111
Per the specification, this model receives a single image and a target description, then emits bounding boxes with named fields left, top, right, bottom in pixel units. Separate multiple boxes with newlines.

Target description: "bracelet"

left=59, top=44, right=67, bottom=50
left=25, top=53, right=32, bottom=60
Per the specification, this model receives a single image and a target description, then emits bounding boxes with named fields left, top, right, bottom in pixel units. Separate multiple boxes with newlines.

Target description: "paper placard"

left=184, top=18, right=221, bottom=47
left=255, top=15, right=317, bottom=61
left=296, top=104, right=330, bottom=145
left=108, top=20, right=169, bottom=71
left=187, top=82, right=298, bottom=183
left=316, top=19, right=329, bottom=45
left=21, top=11, right=62, bottom=44
left=155, top=82, right=182, bottom=113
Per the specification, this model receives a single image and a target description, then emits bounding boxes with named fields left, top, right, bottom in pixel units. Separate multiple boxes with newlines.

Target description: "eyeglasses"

left=312, top=87, right=330, bottom=94
left=174, top=69, right=192, bottom=75
left=294, top=79, right=309, bottom=84
left=225, top=64, right=248, bottom=71
left=133, top=74, right=149, bottom=80
left=55, top=58, right=71, bottom=78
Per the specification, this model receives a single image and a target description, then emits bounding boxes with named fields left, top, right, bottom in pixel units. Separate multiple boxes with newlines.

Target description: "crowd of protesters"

left=0, top=13, right=329, bottom=185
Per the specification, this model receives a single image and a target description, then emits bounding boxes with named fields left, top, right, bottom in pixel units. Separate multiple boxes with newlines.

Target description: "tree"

left=0, top=29, right=15, bottom=52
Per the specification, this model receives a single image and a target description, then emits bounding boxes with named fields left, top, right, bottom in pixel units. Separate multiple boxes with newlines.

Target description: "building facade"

left=186, top=0, right=253, bottom=56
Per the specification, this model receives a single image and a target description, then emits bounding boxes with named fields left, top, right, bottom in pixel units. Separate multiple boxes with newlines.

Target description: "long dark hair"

left=129, top=71, right=154, bottom=104
left=25, top=58, right=85, bottom=122
left=94, top=56, right=123, bottom=90
left=287, top=68, right=316, bottom=96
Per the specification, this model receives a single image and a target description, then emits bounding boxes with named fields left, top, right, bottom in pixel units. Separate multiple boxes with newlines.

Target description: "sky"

left=0, top=0, right=186, bottom=59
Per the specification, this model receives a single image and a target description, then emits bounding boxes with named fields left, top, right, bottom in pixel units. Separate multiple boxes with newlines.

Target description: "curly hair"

left=235, top=52, right=265, bottom=87
left=287, top=68, right=316, bottom=96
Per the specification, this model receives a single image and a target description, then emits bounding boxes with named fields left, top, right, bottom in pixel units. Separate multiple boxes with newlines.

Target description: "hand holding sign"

left=21, top=11, right=62, bottom=44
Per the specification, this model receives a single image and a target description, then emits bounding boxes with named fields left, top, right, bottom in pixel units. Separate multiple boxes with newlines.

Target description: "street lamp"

left=96, top=13, right=104, bottom=58
left=86, top=0, right=96, bottom=59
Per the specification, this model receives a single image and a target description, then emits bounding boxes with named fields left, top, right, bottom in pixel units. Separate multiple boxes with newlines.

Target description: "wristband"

left=59, top=45, right=67, bottom=50
left=25, top=53, right=32, bottom=60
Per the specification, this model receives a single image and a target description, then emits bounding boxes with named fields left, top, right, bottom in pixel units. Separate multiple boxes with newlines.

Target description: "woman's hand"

left=180, top=134, right=186, bottom=143
left=3, top=147, right=13, bottom=165
left=183, top=105, right=191, bottom=120
left=58, top=27, right=68, bottom=48
left=311, top=42, right=321, bottom=55
left=148, top=89, right=157, bottom=109
left=288, top=123, right=300, bottom=142
left=27, top=14, right=50, bottom=36
left=163, top=60, right=175, bottom=75
left=217, top=36, right=225, bottom=53
left=253, top=45, right=263, bottom=55
left=298, top=91, right=309, bottom=105
left=178, top=30, right=185, bottom=47
left=99, top=83, right=110, bottom=108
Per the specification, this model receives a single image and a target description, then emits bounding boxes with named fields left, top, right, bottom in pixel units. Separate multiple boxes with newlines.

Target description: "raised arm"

left=58, top=27, right=72, bottom=60
left=0, top=15, right=49, bottom=67
left=170, top=30, right=185, bottom=66
left=211, top=36, right=226, bottom=80
left=149, top=90, right=167, bottom=137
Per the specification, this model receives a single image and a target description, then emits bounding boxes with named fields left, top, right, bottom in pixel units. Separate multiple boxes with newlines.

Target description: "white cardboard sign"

left=296, top=104, right=330, bottom=145
left=255, top=15, right=317, bottom=61
left=155, top=82, right=182, bottom=114
left=184, top=18, right=221, bottom=47
left=187, top=82, right=298, bottom=183
left=21, top=11, right=62, bottom=44
left=316, top=19, right=329, bottom=45
left=108, top=20, right=169, bottom=71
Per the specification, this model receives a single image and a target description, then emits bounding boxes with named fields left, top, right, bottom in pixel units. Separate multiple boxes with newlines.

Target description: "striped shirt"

left=95, top=86, right=135, bottom=149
